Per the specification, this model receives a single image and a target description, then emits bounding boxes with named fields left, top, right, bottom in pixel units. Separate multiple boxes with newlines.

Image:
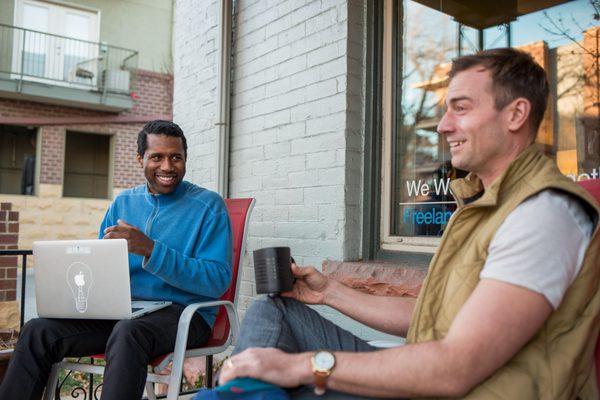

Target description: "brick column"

left=582, top=26, right=600, bottom=175
left=39, top=126, right=65, bottom=185
left=519, top=41, right=553, bottom=149
left=0, top=203, right=18, bottom=302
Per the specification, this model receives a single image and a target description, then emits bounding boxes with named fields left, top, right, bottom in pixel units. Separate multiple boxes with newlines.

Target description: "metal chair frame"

left=36, top=198, right=254, bottom=400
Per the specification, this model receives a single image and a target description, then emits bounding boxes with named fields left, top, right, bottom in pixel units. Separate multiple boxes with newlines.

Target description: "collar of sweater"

left=143, top=180, right=188, bottom=204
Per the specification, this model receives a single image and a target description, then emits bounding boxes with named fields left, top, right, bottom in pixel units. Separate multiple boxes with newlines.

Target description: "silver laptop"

left=33, top=239, right=171, bottom=319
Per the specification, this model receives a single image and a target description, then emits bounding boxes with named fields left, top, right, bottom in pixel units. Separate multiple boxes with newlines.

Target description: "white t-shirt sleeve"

left=480, top=190, right=594, bottom=309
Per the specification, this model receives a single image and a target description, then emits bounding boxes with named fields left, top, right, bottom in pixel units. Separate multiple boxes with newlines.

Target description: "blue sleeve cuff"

left=142, top=240, right=164, bottom=273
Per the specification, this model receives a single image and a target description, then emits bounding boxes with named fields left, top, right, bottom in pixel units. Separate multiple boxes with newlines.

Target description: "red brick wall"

left=583, top=26, right=600, bottom=172
left=40, top=126, right=65, bottom=185
left=0, top=69, right=173, bottom=190
left=126, top=70, right=173, bottom=116
left=0, top=203, right=18, bottom=302
left=519, top=41, right=553, bottom=147
left=114, top=127, right=144, bottom=188
left=37, top=124, right=145, bottom=189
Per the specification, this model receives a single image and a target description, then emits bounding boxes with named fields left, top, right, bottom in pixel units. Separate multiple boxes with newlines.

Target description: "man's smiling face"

left=437, top=66, right=513, bottom=185
left=137, top=134, right=186, bottom=195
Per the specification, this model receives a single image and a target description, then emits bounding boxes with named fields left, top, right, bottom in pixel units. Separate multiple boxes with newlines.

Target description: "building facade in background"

left=174, top=0, right=599, bottom=338
left=0, top=0, right=174, bottom=248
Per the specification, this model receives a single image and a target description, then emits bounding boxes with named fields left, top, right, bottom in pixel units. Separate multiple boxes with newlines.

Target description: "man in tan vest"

left=219, top=48, right=600, bottom=399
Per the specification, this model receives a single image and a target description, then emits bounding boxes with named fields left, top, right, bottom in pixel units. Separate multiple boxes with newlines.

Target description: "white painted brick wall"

left=173, top=0, right=219, bottom=190
left=174, top=0, right=367, bottom=328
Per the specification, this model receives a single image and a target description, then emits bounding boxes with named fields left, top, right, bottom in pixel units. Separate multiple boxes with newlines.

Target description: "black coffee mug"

left=253, top=247, right=295, bottom=294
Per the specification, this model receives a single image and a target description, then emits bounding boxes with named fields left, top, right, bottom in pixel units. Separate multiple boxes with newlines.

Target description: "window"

left=13, top=0, right=100, bottom=86
left=377, top=0, right=600, bottom=255
left=0, top=125, right=38, bottom=195
left=63, top=131, right=110, bottom=199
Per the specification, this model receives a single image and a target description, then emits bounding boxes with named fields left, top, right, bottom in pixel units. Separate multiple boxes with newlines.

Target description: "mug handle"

left=290, top=256, right=297, bottom=285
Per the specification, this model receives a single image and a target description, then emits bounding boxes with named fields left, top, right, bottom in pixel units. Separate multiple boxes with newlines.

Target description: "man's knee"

left=245, top=296, right=308, bottom=321
left=19, top=318, right=63, bottom=345
left=271, top=296, right=311, bottom=315
left=246, top=295, right=288, bottom=315
left=105, top=320, right=151, bottom=362
left=19, top=318, right=42, bottom=341
left=16, top=318, right=63, bottom=360
left=106, top=319, right=145, bottom=345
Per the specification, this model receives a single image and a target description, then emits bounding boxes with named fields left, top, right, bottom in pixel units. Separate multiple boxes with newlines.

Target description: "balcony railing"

left=0, top=23, right=138, bottom=94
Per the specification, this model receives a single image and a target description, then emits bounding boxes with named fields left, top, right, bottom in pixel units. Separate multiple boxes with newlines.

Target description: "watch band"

left=311, top=351, right=335, bottom=395
left=313, top=370, right=330, bottom=395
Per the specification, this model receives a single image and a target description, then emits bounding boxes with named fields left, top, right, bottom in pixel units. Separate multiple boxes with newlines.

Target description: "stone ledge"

left=322, top=260, right=427, bottom=298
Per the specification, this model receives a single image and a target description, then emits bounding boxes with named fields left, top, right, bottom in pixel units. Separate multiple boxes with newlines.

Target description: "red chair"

left=577, top=180, right=600, bottom=390
left=44, top=198, right=255, bottom=400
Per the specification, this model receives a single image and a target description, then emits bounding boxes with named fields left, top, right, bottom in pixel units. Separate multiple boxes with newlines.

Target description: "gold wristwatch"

left=311, top=350, right=336, bottom=395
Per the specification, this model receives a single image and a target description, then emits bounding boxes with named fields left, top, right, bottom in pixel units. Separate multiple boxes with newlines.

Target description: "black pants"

left=0, top=304, right=211, bottom=400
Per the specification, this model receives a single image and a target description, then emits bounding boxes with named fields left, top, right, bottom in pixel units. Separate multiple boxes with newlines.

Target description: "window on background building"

left=63, top=131, right=110, bottom=199
left=0, top=125, right=37, bottom=195
left=13, top=0, right=100, bottom=87
left=380, top=0, right=599, bottom=254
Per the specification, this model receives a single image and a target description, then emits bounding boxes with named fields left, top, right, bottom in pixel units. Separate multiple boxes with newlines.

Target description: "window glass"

left=391, top=1, right=459, bottom=237
left=63, top=131, right=110, bottom=199
left=15, top=0, right=99, bottom=85
left=388, top=0, right=599, bottom=240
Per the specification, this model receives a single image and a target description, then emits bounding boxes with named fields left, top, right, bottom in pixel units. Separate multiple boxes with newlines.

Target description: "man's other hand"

left=103, top=219, right=154, bottom=258
left=281, top=264, right=332, bottom=305
left=219, top=348, right=311, bottom=388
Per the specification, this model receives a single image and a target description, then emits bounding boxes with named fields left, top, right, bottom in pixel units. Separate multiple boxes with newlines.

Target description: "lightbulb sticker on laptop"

left=66, top=262, right=93, bottom=313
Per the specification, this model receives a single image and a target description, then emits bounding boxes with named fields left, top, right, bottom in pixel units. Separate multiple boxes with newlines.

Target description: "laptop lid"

left=33, top=239, right=133, bottom=319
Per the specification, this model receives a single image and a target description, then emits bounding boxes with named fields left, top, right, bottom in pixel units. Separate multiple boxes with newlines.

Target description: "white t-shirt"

left=480, top=189, right=594, bottom=309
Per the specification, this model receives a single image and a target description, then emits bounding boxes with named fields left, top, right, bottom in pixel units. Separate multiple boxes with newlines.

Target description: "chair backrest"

left=576, top=179, right=600, bottom=388
left=205, top=198, right=255, bottom=347
left=579, top=179, right=600, bottom=204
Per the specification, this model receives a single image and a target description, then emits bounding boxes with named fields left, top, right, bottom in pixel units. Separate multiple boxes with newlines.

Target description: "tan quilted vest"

left=406, top=145, right=600, bottom=399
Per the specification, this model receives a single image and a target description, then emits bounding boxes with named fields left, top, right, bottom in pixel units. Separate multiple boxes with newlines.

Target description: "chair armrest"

left=166, top=300, right=239, bottom=394
left=175, top=300, right=239, bottom=351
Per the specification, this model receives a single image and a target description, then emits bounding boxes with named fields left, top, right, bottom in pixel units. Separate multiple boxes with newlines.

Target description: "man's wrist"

left=145, top=240, right=155, bottom=258
left=294, top=353, right=315, bottom=386
left=323, top=279, right=343, bottom=307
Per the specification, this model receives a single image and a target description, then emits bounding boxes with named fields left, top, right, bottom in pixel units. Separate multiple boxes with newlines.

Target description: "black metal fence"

left=0, top=23, right=138, bottom=94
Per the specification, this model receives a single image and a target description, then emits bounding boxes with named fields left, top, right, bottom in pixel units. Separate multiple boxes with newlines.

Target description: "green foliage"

left=57, top=357, right=106, bottom=398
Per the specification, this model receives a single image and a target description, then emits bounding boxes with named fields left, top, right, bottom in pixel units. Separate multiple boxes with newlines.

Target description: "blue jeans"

left=234, top=296, right=379, bottom=399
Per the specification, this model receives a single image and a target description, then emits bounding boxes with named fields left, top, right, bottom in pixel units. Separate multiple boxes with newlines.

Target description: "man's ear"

left=136, top=154, right=143, bottom=168
left=507, top=97, right=531, bottom=133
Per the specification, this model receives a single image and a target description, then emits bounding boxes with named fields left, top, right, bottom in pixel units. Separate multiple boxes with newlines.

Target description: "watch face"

left=314, top=351, right=335, bottom=370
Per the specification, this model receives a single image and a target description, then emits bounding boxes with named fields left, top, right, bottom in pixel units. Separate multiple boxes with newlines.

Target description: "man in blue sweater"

left=0, top=120, right=232, bottom=400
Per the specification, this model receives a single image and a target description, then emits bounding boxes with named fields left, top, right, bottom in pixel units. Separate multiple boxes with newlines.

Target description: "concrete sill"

left=322, top=260, right=427, bottom=298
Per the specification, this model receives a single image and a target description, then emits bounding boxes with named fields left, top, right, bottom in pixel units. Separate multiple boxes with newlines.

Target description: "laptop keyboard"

left=131, top=307, right=143, bottom=313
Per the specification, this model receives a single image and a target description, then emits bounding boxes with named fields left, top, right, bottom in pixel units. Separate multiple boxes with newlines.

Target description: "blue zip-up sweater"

left=99, top=181, right=232, bottom=326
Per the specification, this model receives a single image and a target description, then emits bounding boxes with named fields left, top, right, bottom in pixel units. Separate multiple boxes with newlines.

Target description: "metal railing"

left=0, top=249, right=31, bottom=329
left=0, top=23, right=138, bottom=94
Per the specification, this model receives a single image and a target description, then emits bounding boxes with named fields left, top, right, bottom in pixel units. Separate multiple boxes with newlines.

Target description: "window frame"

left=361, top=0, right=433, bottom=264
left=363, top=0, right=596, bottom=262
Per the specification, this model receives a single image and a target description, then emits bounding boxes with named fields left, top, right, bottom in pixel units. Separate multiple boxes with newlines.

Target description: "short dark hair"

left=137, top=120, right=187, bottom=157
left=449, top=48, right=549, bottom=136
